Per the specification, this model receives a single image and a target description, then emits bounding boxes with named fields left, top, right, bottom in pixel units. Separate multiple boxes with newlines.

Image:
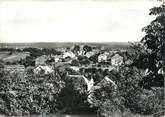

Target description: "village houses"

left=51, top=55, right=62, bottom=63
left=35, top=55, right=48, bottom=66
left=34, top=65, right=54, bottom=75
left=63, top=51, right=76, bottom=59
left=111, top=54, right=124, bottom=66
left=85, top=51, right=97, bottom=58
left=98, top=52, right=109, bottom=62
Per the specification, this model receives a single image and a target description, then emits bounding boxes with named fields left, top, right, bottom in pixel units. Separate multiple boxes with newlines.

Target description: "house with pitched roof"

left=111, top=54, right=123, bottom=66
left=35, top=55, right=48, bottom=66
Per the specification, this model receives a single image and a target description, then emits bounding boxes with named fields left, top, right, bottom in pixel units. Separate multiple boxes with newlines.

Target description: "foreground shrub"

left=89, top=66, right=164, bottom=116
left=0, top=65, right=164, bottom=116
left=0, top=69, right=65, bottom=116
left=56, top=76, right=96, bottom=114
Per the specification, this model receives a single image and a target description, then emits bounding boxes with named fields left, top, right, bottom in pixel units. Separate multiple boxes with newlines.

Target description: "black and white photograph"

left=0, top=0, right=164, bottom=117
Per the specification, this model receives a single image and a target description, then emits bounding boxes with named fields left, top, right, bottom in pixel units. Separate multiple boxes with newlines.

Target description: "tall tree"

left=140, top=0, right=165, bottom=73
left=83, top=45, right=92, bottom=55
left=72, top=45, right=80, bottom=56
left=131, top=0, right=165, bottom=88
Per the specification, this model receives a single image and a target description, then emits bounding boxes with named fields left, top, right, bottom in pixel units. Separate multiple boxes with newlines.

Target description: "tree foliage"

left=83, top=45, right=92, bottom=55
left=72, top=45, right=80, bottom=56
left=0, top=68, right=65, bottom=116
left=141, top=1, right=165, bottom=73
left=129, top=1, right=165, bottom=89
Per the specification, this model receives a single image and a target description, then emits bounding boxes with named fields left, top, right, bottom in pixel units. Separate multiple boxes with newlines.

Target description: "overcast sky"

left=0, top=0, right=161, bottom=43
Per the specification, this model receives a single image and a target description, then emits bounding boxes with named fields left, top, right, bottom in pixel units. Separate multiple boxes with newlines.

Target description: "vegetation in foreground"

left=0, top=0, right=164, bottom=117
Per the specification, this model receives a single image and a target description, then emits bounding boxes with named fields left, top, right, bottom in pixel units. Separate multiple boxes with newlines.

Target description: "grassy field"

left=0, top=52, right=29, bottom=63
left=0, top=51, right=10, bottom=59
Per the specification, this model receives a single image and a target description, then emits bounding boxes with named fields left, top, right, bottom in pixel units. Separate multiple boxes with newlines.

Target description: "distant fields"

left=0, top=42, right=131, bottom=63
left=0, top=51, right=10, bottom=60
left=0, top=42, right=131, bottom=50
left=0, top=52, right=29, bottom=63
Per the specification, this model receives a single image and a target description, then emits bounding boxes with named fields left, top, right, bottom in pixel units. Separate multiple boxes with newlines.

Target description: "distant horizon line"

left=0, top=41, right=139, bottom=44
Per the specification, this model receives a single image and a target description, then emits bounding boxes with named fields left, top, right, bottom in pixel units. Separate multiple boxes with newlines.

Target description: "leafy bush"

left=0, top=62, right=164, bottom=116
left=87, top=66, right=164, bottom=116
left=56, top=77, right=92, bottom=114
left=0, top=68, right=65, bottom=116
left=70, top=59, right=80, bottom=66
